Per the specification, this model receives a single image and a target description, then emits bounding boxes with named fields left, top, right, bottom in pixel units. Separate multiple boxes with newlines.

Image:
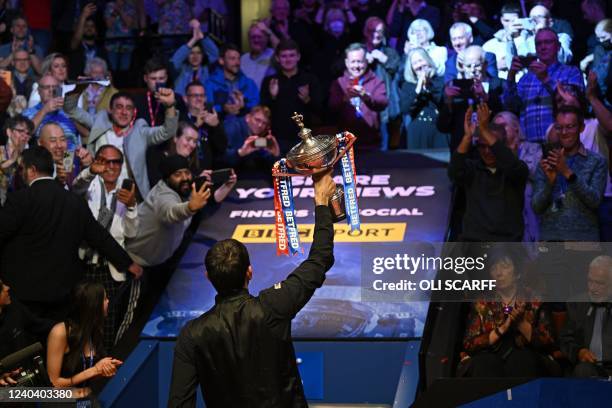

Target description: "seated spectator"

left=260, top=39, right=323, bottom=155
left=68, top=3, right=108, bottom=79
left=28, top=53, right=69, bottom=108
left=10, top=49, right=38, bottom=99
left=532, top=105, right=607, bottom=241
left=445, top=22, right=497, bottom=84
left=404, top=19, right=447, bottom=77
left=329, top=43, right=388, bottom=149
left=126, top=155, right=217, bottom=267
left=170, top=22, right=219, bottom=97
left=482, top=2, right=523, bottom=80
left=492, top=111, right=542, bottom=243
left=65, top=90, right=178, bottom=199
left=363, top=17, right=401, bottom=151
left=503, top=28, right=583, bottom=143
left=400, top=48, right=446, bottom=149
left=241, top=22, right=275, bottom=91
left=23, top=74, right=79, bottom=151
left=450, top=0, right=496, bottom=46
left=0, top=278, right=54, bottom=361
left=387, top=0, right=440, bottom=51
left=175, top=82, right=227, bottom=171
left=104, top=0, right=139, bottom=72
left=72, top=145, right=140, bottom=352
left=439, top=45, right=505, bottom=152
left=37, top=122, right=92, bottom=189
left=580, top=19, right=612, bottom=106
left=449, top=103, right=529, bottom=242
left=205, top=44, right=259, bottom=121
left=459, top=251, right=555, bottom=377
left=0, top=16, right=43, bottom=60
left=133, top=59, right=176, bottom=127
left=0, top=146, right=141, bottom=323
left=560, top=255, right=612, bottom=378
left=0, top=115, right=34, bottom=204
left=46, top=281, right=123, bottom=401
left=78, top=58, right=118, bottom=115
left=222, top=105, right=281, bottom=177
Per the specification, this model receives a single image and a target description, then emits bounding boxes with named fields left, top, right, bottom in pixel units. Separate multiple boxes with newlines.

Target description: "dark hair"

left=219, top=43, right=240, bottom=58
left=185, top=81, right=205, bottom=95
left=109, top=91, right=134, bottom=108
left=63, top=281, right=107, bottom=376
left=275, top=39, right=300, bottom=55
left=555, top=104, right=585, bottom=124
left=95, top=144, right=124, bottom=161
left=2, top=114, right=34, bottom=136
left=143, top=58, right=167, bottom=75
left=22, top=146, right=54, bottom=176
left=205, top=239, right=250, bottom=295
left=501, top=2, right=521, bottom=15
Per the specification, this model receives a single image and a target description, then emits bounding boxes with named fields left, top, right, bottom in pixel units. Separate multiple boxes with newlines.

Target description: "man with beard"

left=126, top=155, right=212, bottom=267
left=68, top=3, right=107, bottom=79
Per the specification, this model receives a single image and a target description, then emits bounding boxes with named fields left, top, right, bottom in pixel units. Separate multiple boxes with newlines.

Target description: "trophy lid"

left=286, top=112, right=337, bottom=166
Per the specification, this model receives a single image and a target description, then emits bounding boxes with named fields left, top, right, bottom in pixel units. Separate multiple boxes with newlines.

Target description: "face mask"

left=329, top=21, right=345, bottom=35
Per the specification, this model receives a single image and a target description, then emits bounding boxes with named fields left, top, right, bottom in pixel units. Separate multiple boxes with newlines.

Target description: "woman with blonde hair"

left=404, top=19, right=447, bottom=77
left=28, top=53, right=69, bottom=108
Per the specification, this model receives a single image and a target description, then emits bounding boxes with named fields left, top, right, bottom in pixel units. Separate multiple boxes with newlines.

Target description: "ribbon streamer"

left=338, top=132, right=361, bottom=232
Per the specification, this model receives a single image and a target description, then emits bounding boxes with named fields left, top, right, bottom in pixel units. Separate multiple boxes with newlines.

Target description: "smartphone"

left=542, top=142, right=561, bottom=159
left=254, top=137, right=268, bottom=148
left=516, top=17, right=535, bottom=31
left=193, top=176, right=210, bottom=191
left=204, top=102, right=215, bottom=113
left=155, top=81, right=166, bottom=92
left=211, top=168, right=232, bottom=184
left=52, top=86, right=63, bottom=98
left=453, top=78, right=474, bottom=97
left=63, top=151, right=74, bottom=173
left=121, top=178, right=134, bottom=191
left=518, top=55, right=537, bottom=67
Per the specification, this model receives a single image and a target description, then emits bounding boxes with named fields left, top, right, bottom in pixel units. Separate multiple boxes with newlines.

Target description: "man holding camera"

left=168, top=169, right=336, bottom=407
left=502, top=28, right=583, bottom=144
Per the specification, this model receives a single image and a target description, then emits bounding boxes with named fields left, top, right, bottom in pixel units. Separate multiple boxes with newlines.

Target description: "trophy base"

left=329, top=185, right=346, bottom=223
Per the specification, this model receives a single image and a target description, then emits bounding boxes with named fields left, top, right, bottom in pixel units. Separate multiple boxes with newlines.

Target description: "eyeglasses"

left=553, top=123, right=579, bottom=133
left=99, top=158, right=123, bottom=166
left=11, top=127, right=31, bottom=135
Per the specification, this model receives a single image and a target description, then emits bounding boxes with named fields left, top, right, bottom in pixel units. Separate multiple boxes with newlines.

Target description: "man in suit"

left=444, top=22, right=498, bottom=84
left=560, top=255, right=612, bottom=377
left=0, top=146, right=143, bottom=322
left=167, top=170, right=336, bottom=407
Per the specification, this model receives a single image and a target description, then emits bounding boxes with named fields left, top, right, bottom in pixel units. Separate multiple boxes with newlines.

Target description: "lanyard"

left=146, top=91, right=160, bottom=126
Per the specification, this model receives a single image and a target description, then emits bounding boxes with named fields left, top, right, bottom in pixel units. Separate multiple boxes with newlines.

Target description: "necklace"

left=500, top=292, right=517, bottom=315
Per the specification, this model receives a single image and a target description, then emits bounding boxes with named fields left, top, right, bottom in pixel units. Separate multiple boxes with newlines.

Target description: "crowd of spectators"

left=0, top=0, right=611, bottom=400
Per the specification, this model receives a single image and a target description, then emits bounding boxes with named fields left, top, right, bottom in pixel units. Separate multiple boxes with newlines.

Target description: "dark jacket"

left=448, top=141, right=529, bottom=242
left=0, top=178, right=133, bottom=303
left=168, top=206, right=335, bottom=408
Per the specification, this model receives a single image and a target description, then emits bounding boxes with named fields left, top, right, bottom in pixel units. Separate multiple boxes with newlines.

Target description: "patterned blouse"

left=462, top=288, right=555, bottom=355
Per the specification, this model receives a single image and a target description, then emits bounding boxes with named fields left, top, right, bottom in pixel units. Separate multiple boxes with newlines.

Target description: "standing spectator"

left=450, top=0, right=496, bottom=46
left=28, top=53, right=69, bottom=108
left=388, top=0, right=440, bottom=51
left=400, top=48, right=446, bottom=149
left=0, top=17, right=44, bottom=59
left=449, top=103, right=529, bottom=242
left=133, top=59, right=175, bottom=127
left=0, top=115, right=33, bottom=204
left=329, top=43, right=388, bottom=149
left=503, top=28, right=583, bottom=143
left=534, top=0, right=574, bottom=37
left=560, top=255, right=612, bottom=378
left=364, top=17, right=401, bottom=151
left=526, top=5, right=573, bottom=64
left=404, top=19, right=447, bottom=77
left=222, top=105, right=281, bottom=177
left=349, top=0, right=387, bottom=43
left=126, top=155, right=215, bottom=267
left=72, top=145, right=140, bottom=351
left=241, top=22, right=275, bottom=91
left=24, top=75, right=79, bottom=151
left=46, top=281, right=123, bottom=401
left=105, top=0, right=140, bottom=73
left=69, top=3, right=107, bottom=79
left=260, top=39, right=323, bottom=155
left=482, top=2, right=522, bottom=80
left=170, top=22, right=219, bottom=97
left=532, top=105, right=607, bottom=241
left=580, top=19, right=612, bottom=106
left=65, top=90, right=178, bottom=199
left=445, top=22, right=497, bottom=84
left=0, top=146, right=142, bottom=322
left=10, top=49, right=38, bottom=99
left=0, top=0, right=18, bottom=44
left=205, top=44, right=259, bottom=121
left=78, top=58, right=118, bottom=115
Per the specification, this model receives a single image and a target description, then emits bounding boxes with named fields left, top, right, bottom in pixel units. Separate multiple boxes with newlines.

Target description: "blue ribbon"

left=338, top=138, right=360, bottom=231
left=278, top=159, right=301, bottom=254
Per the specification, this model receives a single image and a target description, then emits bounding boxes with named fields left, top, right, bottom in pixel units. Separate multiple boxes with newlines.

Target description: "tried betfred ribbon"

left=272, top=159, right=301, bottom=255
left=338, top=132, right=360, bottom=232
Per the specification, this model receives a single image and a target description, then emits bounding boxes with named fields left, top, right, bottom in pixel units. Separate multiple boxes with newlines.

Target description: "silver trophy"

left=273, top=113, right=357, bottom=222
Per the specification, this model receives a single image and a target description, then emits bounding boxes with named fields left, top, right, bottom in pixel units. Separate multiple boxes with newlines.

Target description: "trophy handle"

left=330, top=133, right=357, bottom=167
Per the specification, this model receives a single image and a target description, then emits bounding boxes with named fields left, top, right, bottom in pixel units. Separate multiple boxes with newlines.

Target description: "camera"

left=0, top=343, right=51, bottom=387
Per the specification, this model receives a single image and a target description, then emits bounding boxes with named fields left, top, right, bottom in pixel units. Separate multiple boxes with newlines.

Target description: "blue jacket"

left=170, top=37, right=219, bottom=96
left=444, top=50, right=498, bottom=84
left=204, top=68, right=259, bottom=119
